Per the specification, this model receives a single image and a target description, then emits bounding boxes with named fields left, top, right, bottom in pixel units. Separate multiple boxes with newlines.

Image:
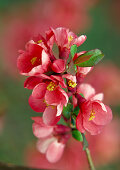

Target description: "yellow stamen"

left=47, top=81, right=57, bottom=91
left=68, top=35, right=73, bottom=43
left=89, top=111, right=95, bottom=121
left=31, top=57, right=37, bottom=65
left=43, top=99, right=55, bottom=109
left=51, top=105, right=56, bottom=109
left=37, top=40, right=42, bottom=44
left=68, top=80, right=77, bottom=88
left=43, top=99, right=49, bottom=107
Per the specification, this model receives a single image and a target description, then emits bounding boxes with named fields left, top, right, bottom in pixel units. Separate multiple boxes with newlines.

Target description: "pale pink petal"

left=77, top=67, right=93, bottom=75
left=31, top=117, right=44, bottom=125
left=29, top=95, right=46, bottom=112
left=37, top=137, right=56, bottom=154
left=96, top=101, right=107, bottom=112
left=56, top=104, right=63, bottom=116
left=77, top=83, right=95, bottom=100
left=46, top=140, right=65, bottom=163
left=92, top=101, right=112, bottom=126
left=43, top=106, right=60, bottom=125
left=73, top=35, right=87, bottom=46
left=32, top=122, right=53, bottom=138
left=41, top=49, right=50, bottom=65
left=83, top=118, right=103, bottom=135
left=32, top=83, right=47, bottom=99
left=91, top=93, right=104, bottom=101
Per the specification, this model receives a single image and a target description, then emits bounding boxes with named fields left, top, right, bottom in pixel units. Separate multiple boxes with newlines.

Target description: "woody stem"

left=85, top=147, right=96, bottom=170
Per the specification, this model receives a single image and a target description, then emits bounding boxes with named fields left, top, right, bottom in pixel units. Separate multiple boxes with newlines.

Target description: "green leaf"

left=63, top=103, right=73, bottom=120
left=72, top=130, right=83, bottom=141
left=73, top=106, right=80, bottom=116
left=79, top=93, right=85, bottom=98
left=71, top=44, right=77, bottom=58
left=74, top=49, right=104, bottom=67
left=82, top=134, right=88, bottom=150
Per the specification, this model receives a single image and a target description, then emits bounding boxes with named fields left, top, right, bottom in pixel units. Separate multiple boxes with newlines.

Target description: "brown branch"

left=0, top=161, right=55, bottom=170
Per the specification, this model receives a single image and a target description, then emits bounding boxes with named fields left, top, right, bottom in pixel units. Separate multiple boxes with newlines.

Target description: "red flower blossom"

left=25, top=74, right=68, bottom=125
left=32, top=117, right=70, bottom=163
left=46, top=27, right=87, bottom=62
left=76, top=84, right=112, bottom=135
left=17, top=41, right=50, bottom=76
left=25, top=74, right=68, bottom=106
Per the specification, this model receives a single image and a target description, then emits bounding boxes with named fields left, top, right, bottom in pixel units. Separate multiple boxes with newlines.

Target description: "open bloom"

left=46, top=27, right=87, bottom=62
left=25, top=74, right=68, bottom=106
left=76, top=84, right=112, bottom=135
left=32, top=117, right=71, bottom=163
left=25, top=74, right=68, bottom=125
left=17, top=40, right=50, bottom=76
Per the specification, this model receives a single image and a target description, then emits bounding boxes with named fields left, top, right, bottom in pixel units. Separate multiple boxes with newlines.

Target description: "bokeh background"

left=0, top=0, right=120, bottom=170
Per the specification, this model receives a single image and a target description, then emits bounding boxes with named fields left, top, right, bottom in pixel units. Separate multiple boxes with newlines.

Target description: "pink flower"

left=51, top=27, right=87, bottom=48
left=25, top=137, right=87, bottom=170
left=76, top=84, right=112, bottom=135
left=46, top=27, right=87, bottom=62
left=25, top=74, right=68, bottom=125
left=32, top=117, right=70, bottom=163
left=29, top=96, right=61, bottom=125
left=25, top=74, right=68, bottom=106
left=17, top=41, right=50, bottom=76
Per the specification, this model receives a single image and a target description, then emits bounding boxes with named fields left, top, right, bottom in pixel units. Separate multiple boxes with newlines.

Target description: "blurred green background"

left=0, top=0, right=120, bottom=170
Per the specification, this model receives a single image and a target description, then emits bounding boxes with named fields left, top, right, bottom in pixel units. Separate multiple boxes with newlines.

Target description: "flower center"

left=31, top=57, right=37, bottom=65
left=68, top=80, right=77, bottom=88
left=37, top=40, right=42, bottom=44
left=68, top=35, right=73, bottom=43
left=89, top=111, right=95, bottom=121
left=47, top=81, right=57, bottom=91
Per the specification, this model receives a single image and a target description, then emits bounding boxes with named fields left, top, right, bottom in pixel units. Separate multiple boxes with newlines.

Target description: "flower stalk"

left=85, top=147, right=96, bottom=170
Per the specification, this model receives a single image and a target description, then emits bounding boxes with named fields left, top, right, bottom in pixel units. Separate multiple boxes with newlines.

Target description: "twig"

left=85, top=148, right=96, bottom=170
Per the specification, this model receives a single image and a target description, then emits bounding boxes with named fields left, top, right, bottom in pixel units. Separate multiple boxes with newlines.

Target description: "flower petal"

left=77, top=83, right=95, bottom=100
left=91, top=93, right=104, bottom=101
left=83, top=118, right=103, bottom=135
left=45, top=87, right=68, bottom=106
left=46, top=140, right=65, bottom=163
left=32, top=83, right=47, bottom=99
left=73, top=35, right=87, bottom=47
left=43, top=106, right=60, bottom=125
left=24, top=76, right=42, bottom=89
left=52, top=27, right=68, bottom=47
left=92, top=101, right=112, bottom=126
left=76, top=111, right=85, bottom=133
left=37, top=137, right=56, bottom=154
left=32, top=122, right=53, bottom=138
left=29, top=95, right=46, bottom=112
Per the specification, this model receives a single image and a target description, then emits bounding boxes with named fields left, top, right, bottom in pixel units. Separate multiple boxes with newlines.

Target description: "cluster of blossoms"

left=17, top=27, right=112, bottom=163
